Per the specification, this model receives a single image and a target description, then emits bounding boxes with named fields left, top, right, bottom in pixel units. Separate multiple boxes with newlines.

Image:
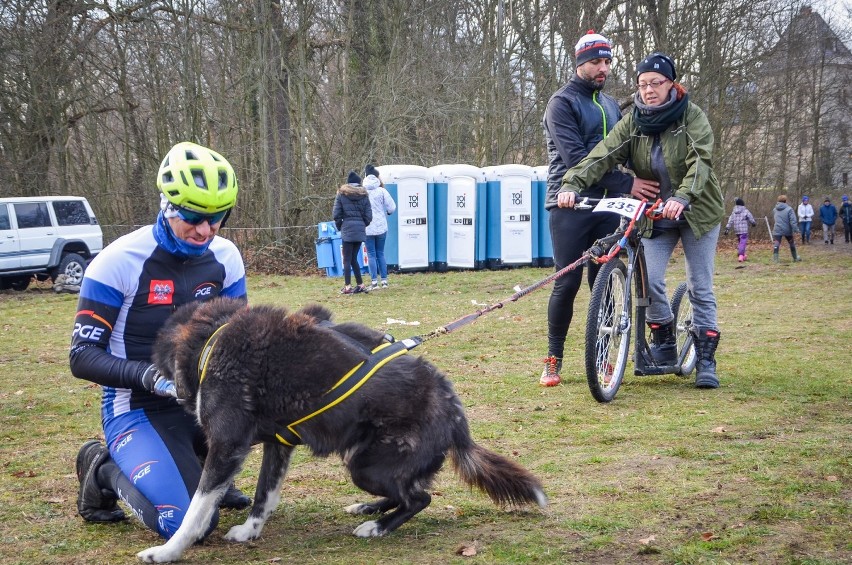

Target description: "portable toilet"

left=428, top=164, right=487, bottom=271
left=315, top=221, right=369, bottom=277
left=532, top=165, right=554, bottom=267
left=376, top=164, right=431, bottom=272
left=483, top=164, right=534, bottom=269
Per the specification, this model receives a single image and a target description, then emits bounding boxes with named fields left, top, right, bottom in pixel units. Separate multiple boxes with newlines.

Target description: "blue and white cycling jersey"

left=70, top=215, right=247, bottom=419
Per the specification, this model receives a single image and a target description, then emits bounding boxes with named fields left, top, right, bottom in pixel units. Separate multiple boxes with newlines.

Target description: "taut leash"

left=418, top=252, right=593, bottom=343
left=418, top=198, right=653, bottom=343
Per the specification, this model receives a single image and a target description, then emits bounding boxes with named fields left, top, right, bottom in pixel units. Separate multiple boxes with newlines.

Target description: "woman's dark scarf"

left=632, top=83, right=689, bottom=135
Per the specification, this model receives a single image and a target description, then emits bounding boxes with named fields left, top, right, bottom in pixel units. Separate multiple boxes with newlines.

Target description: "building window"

left=844, top=173, right=848, bottom=186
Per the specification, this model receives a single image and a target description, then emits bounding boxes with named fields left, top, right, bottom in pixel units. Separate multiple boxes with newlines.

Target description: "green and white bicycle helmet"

left=157, top=142, right=238, bottom=214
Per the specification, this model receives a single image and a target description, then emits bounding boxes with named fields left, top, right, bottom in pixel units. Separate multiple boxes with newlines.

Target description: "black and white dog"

left=137, top=298, right=546, bottom=563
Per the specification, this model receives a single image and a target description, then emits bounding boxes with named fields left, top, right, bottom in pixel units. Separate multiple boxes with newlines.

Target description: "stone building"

left=749, top=6, right=852, bottom=194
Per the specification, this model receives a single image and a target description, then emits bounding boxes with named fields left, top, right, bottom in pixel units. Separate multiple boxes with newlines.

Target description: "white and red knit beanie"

left=575, top=30, right=612, bottom=66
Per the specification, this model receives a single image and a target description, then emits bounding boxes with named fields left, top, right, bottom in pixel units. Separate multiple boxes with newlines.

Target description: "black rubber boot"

left=648, top=321, right=677, bottom=365
left=76, top=440, right=126, bottom=523
left=791, top=246, right=801, bottom=262
left=692, top=328, right=720, bottom=389
left=220, top=483, right=252, bottom=509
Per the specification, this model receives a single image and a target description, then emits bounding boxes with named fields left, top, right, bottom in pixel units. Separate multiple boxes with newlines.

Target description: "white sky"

left=814, top=0, right=852, bottom=31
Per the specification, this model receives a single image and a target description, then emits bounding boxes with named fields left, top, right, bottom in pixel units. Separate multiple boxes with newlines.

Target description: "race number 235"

left=593, top=197, right=644, bottom=218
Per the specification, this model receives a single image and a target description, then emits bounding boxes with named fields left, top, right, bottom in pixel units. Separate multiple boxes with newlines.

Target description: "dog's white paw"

left=352, top=520, right=383, bottom=537
left=136, top=544, right=182, bottom=563
left=225, top=521, right=261, bottom=543
left=344, top=503, right=371, bottom=515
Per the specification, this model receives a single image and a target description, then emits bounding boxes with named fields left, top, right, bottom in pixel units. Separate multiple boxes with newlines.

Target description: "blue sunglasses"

left=175, top=207, right=229, bottom=225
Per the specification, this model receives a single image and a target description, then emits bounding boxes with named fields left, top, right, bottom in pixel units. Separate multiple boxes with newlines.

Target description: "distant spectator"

left=363, top=164, right=396, bottom=289
left=772, top=195, right=800, bottom=262
left=819, top=197, right=837, bottom=244
left=332, top=171, right=373, bottom=294
left=797, top=195, right=814, bottom=244
left=839, top=194, right=852, bottom=243
left=724, top=197, right=757, bottom=262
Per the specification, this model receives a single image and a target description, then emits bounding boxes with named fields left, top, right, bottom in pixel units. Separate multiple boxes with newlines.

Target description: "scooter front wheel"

left=585, top=259, right=632, bottom=402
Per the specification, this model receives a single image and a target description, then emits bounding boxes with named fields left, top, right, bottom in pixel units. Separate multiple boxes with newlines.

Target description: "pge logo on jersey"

left=149, top=280, right=175, bottom=305
left=73, top=323, right=105, bottom=341
left=193, top=282, right=218, bottom=300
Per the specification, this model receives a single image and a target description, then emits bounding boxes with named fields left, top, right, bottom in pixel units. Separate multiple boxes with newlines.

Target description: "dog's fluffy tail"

left=450, top=428, right=548, bottom=509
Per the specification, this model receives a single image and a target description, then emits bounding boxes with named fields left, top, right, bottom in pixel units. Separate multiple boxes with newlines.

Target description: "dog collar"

left=274, top=337, right=422, bottom=446
left=198, top=323, right=230, bottom=384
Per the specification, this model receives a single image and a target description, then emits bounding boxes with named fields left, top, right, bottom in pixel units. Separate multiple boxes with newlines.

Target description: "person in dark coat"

left=819, top=197, right=837, bottom=244
left=538, top=30, right=639, bottom=387
left=332, top=171, right=373, bottom=294
left=839, top=194, right=852, bottom=243
left=772, top=194, right=800, bottom=262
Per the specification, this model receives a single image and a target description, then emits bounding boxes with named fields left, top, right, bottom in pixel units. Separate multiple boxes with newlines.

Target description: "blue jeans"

left=642, top=223, right=720, bottom=331
left=799, top=220, right=811, bottom=241
left=365, top=232, right=388, bottom=281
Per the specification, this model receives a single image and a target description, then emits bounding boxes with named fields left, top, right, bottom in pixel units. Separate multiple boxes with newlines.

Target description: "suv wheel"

left=53, top=253, right=87, bottom=286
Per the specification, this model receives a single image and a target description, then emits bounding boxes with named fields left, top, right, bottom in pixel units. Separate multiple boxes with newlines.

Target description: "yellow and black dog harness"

left=197, top=323, right=421, bottom=447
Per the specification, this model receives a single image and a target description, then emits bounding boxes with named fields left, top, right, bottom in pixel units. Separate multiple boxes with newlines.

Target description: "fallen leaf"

left=456, top=542, right=480, bottom=556
left=12, top=470, right=36, bottom=478
left=825, top=475, right=838, bottom=482
left=712, top=426, right=727, bottom=433
left=638, top=534, right=656, bottom=545
left=701, top=531, right=718, bottom=541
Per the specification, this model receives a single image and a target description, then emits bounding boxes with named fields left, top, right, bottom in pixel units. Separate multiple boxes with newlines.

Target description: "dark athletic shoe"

left=76, top=440, right=126, bottom=523
left=220, top=483, right=252, bottom=509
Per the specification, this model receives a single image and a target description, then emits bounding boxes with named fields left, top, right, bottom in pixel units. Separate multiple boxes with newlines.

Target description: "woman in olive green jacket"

left=560, top=53, right=724, bottom=389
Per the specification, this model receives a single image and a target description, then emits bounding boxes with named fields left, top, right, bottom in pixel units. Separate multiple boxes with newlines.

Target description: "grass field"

left=0, top=240, right=849, bottom=564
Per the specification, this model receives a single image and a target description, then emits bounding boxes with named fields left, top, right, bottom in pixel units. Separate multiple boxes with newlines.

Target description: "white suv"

left=0, top=196, right=103, bottom=291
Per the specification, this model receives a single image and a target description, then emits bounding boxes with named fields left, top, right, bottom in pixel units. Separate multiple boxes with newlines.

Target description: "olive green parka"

left=561, top=101, right=724, bottom=238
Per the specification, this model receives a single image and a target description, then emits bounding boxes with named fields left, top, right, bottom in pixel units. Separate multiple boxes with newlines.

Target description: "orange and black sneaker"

left=601, top=362, right=614, bottom=386
left=539, top=356, right=562, bottom=387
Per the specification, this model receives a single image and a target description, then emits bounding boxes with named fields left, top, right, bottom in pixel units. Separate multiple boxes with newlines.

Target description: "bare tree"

left=1, top=0, right=849, bottom=260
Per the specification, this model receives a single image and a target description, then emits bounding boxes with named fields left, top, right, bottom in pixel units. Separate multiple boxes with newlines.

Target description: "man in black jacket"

left=539, top=30, right=656, bottom=386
